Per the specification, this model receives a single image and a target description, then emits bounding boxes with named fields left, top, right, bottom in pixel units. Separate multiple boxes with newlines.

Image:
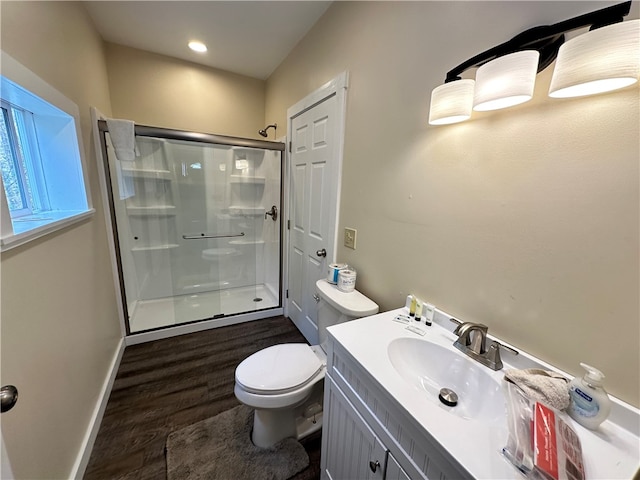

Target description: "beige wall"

left=0, top=2, right=121, bottom=478
left=266, top=1, right=640, bottom=407
left=0, top=5, right=636, bottom=479
left=105, top=43, right=266, bottom=139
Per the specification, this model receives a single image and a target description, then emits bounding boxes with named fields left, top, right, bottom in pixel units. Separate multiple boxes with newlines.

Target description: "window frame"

left=1, top=100, right=53, bottom=218
left=1, top=104, right=31, bottom=217
left=0, top=51, right=94, bottom=252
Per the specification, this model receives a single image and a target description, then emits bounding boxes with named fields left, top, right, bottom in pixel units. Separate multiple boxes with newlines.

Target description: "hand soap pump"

left=567, top=363, right=611, bottom=430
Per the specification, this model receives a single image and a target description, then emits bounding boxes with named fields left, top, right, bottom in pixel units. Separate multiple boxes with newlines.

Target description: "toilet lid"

left=315, top=279, right=379, bottom=317
left=235, top=343, right=322, bottom=394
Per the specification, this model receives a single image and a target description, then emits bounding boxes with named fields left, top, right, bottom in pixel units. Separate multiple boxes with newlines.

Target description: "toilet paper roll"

left=327, top=263, right=348, bottom=284
left=337, top=268, right=357, bottom=292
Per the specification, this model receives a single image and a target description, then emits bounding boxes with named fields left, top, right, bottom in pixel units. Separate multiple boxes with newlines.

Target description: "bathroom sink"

left=387, top=337, right=505, bottom=422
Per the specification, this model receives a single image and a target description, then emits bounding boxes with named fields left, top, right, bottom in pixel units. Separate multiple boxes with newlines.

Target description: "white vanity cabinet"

left=385, top=453, right=412, bottom=480
left=321, top=334, right=471, bottom=480
left=321, top=309, right=640, bottom=480
left=322, top=375, right=394, bottom=479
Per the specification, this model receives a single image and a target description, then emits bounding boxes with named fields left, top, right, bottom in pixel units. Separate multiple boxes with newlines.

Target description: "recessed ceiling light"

left=188, top=41, right=207, bottom=53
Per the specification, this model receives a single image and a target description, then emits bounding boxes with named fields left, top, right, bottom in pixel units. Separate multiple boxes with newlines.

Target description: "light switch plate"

left=344, top=228, right=357, bottom=249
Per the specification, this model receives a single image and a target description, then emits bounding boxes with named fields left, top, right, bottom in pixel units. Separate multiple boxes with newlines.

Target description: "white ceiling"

left=84, top=1, right=332, bottom=80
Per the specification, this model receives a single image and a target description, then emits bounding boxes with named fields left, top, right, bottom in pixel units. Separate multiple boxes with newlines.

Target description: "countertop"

left=327, top=307, right=640, bottom=479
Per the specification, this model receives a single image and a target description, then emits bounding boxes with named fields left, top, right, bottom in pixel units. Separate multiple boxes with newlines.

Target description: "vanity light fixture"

left=549, top=19, right=640, bottom=98
left=428, top=79, right=475, bottom=125
left=188, top=41, right=208, bottom=53
left=428, top=1, right=638, bottom=126
left=473, top=50, right=540, bottom=112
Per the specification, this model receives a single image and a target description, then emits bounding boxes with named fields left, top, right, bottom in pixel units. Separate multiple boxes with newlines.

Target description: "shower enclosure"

left=98, top=121, right=284, bottom=334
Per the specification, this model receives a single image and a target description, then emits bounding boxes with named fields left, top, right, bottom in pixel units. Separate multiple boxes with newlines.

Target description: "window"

left=0, top=52, right=93, bottom=251
left=1, top=101, right=49, bottom=223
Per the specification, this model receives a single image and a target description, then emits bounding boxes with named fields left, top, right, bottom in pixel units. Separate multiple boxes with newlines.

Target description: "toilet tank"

left=315, top=279, right=379, bottom=351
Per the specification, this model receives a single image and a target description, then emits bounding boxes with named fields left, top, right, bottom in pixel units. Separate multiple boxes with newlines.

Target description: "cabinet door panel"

left=386, top=452, right=411, bottom=480
left=322, top=376, right=386, bottom=480
left=328, top=341, right=471, bottom=480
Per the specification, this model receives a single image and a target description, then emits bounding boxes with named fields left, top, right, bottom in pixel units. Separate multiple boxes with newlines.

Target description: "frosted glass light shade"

left=428, top=79, right=475, bottom=125
left=473, top=50, right=540, bottom=111
left=549, top=19, right=640, bottom=98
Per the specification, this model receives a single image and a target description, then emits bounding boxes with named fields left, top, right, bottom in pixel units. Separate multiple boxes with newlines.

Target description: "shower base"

left=129, top=284, right=279, bottom=333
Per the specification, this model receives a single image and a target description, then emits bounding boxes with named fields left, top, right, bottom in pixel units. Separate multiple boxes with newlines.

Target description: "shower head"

left=259, top=123, right=277, bottom=138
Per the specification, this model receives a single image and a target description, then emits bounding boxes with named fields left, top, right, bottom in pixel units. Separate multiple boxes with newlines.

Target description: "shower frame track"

left=97, top=120, right=285, bottom=151
left=97, top=120, right=286, bottom=341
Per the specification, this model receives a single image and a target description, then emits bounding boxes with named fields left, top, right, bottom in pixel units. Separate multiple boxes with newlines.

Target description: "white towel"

left=504, top=368, right=570, bottom=411
left=105, top=135, right=135, bottom=200
left=106, top=118, right=136, bottom=161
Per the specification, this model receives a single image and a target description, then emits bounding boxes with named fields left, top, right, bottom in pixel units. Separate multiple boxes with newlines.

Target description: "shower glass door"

left=104, top=131, right=282, bottom=333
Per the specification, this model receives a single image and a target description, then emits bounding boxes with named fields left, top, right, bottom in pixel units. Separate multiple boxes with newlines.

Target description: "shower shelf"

left=126, top=206, right=176, bottom=216
left=121, top=167, right=172, bottom=179
left=229, top=175, right=265, bottom=184
left=131, top=244, right=180, bottom=252
left=228, top=206, right=264, bottom=216
left=229, top=239, right=265, bottom=245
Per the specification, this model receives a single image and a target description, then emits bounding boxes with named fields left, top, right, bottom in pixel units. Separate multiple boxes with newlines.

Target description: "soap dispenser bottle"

left=567, top=363, right=611, bottom=430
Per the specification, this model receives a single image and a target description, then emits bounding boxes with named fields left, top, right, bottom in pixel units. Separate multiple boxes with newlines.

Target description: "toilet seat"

left=235, top=343, right=323, bottom=395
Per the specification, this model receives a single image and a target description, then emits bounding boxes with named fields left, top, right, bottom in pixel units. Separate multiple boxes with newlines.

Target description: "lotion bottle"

left=415, top=299, right=423, bottom=322
left=424, top=303, right=435, bottom=326
left=567, top=363, right=611, bottom=430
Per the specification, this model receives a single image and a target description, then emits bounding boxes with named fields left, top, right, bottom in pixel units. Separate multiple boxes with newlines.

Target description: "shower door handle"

left=265, top=205, right=278, bottom=221
left=182, top=232, right=245, bottom=240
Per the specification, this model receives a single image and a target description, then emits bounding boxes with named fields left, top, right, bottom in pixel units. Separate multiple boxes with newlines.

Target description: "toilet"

left=234, top=279, right=379, bottom=447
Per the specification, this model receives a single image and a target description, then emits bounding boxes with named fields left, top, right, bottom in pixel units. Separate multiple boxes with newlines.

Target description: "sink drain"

left=438, top=388, right=458, bottom=407
left=253, top=297, right=263, bottom=302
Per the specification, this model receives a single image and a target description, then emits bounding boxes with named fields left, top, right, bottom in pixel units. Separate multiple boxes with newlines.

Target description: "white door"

left=1, top=429, right=16, bottom=479
left=286, top=73, right=347, bottom=344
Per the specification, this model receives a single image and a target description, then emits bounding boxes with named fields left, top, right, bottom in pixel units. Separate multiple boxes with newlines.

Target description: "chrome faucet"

left=450, top=318, right=518, bottom=370
left=453, top=322, right=488, bottom=355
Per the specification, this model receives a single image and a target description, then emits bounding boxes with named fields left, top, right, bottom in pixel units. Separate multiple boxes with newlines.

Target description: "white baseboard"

left=70, top=338, right=125, bottom=479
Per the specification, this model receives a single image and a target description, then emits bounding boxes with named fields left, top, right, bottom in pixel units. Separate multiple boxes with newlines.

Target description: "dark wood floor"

left=84, top=316, right=322, bottom=480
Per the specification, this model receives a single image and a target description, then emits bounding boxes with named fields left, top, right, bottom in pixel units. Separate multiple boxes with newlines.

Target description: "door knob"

left=265, top=205, right=278, bottom=221
left=313, top=294, right=320, bottom=303
left=369, top=460, right=380, bottom=473
left=1, top=385, right=18, bottom=413
left=316, top=248, right=327, bottom=257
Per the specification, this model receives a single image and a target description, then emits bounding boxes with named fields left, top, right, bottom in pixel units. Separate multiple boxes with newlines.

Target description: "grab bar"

left=182, top=232, right=245, bottom=240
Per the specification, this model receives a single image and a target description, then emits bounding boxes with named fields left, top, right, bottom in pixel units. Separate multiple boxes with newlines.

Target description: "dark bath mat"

left=166, top=404, right=309, bottom=480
